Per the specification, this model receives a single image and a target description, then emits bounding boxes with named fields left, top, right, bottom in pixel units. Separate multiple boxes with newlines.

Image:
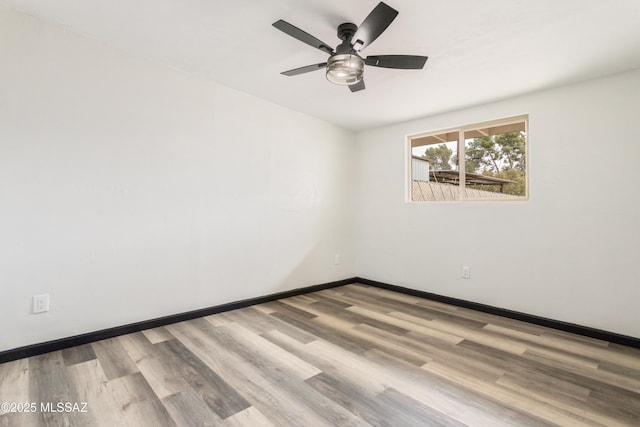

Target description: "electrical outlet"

left=32, top=294, right=50, bottom=314
left=334, top=253, right=341, bottom=265
left=462, top=265, right=471, bottom=279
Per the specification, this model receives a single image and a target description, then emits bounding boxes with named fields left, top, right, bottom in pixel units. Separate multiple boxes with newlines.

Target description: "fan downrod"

left=337, top=23, right=357, bottom=41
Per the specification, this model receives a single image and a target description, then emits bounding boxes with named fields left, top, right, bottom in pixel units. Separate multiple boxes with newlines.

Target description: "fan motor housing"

left=336, top=23, right=358, bottom=54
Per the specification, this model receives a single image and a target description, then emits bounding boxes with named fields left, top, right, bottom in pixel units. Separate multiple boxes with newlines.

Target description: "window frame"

left=406, top=115, right=529, bottom=203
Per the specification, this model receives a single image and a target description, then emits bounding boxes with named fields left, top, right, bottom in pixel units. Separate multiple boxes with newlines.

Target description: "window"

left=409, top=116, right=528, bottom=202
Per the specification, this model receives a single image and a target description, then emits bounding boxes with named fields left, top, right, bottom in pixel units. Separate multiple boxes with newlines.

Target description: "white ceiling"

left=5, top=0, right=640, bottom=131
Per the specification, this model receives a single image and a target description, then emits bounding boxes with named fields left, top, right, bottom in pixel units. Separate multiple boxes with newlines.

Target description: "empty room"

left=1, top=0, right=639, bottom=426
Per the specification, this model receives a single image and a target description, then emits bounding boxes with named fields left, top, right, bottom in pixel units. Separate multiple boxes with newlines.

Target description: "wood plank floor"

left=1, top=283, right=639, bottom=426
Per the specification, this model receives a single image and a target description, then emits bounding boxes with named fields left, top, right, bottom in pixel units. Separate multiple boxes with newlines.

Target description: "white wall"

left=2, top=5, right=638, bottom=354
left=0, top=7, right=356, bottom=352
left=355, top=69, right=640, bottom=338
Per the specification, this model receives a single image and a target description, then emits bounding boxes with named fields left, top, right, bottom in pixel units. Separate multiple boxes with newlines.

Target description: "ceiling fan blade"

left=273, top=20, right=334, bottom=54
left=352, top=2, right=398, bottom=51
left=365, top=55, right=428, bottom=69
left=281, top=63, right=327, bottom=76
left=349, top=79, right=366, bottom=92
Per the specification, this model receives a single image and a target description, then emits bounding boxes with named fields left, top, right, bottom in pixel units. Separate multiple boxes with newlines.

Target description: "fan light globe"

left=326, top=54, right=364, bottom=85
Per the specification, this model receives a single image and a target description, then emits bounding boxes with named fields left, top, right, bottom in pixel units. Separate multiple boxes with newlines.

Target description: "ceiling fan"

left=272, top=2, right=428, bottom=92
